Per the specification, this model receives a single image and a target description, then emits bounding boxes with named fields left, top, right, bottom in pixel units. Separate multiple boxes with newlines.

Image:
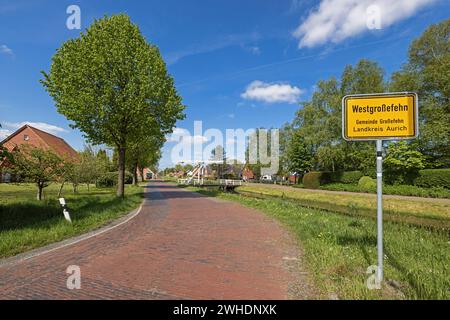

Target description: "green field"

left=0, top=183, right=144, bottom=258
left=237, top=184, right=450, bottom=229
left=188, top=186, right=450, bottom=300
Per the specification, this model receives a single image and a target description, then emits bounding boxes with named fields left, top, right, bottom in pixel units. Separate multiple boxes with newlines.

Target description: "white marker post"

left=376, top=140, right=383, bottom=282
left=59, top=198, right=72, bottom=223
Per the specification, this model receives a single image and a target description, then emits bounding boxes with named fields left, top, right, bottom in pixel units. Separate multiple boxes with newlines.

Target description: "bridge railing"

left=218, top=179, right=243, bottom=186
left=178, top=179, right=243, bottom=187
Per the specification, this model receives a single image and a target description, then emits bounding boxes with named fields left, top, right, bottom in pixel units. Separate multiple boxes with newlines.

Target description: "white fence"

left=178, top=179, right=243, bottom=187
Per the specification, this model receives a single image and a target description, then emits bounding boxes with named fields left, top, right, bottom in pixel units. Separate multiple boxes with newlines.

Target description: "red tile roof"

left=1, top=124, right=78, bottom=159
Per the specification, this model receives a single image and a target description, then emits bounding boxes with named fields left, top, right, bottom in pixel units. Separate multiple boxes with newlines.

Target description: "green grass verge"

left=236, top=184, right=450, bottom=229
left=187, top=186, right=449, bottom=300
left=320, top=183, right=450, bottom=199
left=0, top=183, right=144, bottom=258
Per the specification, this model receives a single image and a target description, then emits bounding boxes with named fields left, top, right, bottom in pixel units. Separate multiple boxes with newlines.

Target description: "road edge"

left=0, top=193, right=146, bottom=268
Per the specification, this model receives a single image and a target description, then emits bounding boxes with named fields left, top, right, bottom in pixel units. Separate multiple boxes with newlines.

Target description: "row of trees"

left=271, top=18, right=449, bottom=183
left=5, top=143, right=161, bottom=200
left=41, top=14, right=185, bottom=197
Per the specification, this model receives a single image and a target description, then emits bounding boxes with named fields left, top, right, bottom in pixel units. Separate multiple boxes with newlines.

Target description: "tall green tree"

left=127, top=135, right=164, bottom=185
left=96, top=149, right=113, bottom=172
left=390, top=18, right=449, bottom=167
left=341, top=59, right=386, bottom=95
left=290, top=60, right=384, bottom=173
left=286, top=130, right=313, bottom=174
left=0, top=124, right=11, bottom=161
left=78, top=145, right=104, bottom=190
left=210, top=145, right=226, bottom=179
left=384, top=141, right=426, bottom=184
left=278, top=123, right=294, bottom=176
left=41, top=14, right=185, bottom=197
left=11, top=145, right=64, bottom=200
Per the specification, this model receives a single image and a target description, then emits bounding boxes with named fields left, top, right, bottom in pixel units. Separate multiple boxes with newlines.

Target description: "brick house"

left=0, top=124, right=78, bottom=182
left=141, top=168, right=157, bottom=180
left=242, top=166, right=255, bottom=181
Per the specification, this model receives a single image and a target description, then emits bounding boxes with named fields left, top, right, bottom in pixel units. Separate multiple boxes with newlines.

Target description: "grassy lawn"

left=319, top=183, right=450, bottom=199
left=187, top=186, right=449, bottom=300
left=0, top=183, right=144, bottom=259
left=237, top=184, right=450, bottom=229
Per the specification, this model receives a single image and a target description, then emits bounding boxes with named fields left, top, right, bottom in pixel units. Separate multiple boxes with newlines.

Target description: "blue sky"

left=0, top=0, right=449, bottom=168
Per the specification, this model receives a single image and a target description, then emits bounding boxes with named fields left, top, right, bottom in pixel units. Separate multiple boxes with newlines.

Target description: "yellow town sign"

left=342, top=92, right=418, bottom=141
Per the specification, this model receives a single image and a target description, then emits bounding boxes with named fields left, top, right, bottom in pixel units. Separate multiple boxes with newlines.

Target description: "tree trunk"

left=140, top=168, right=145, bottom=182
left=117, top=147, right=126, bottom=198
left=87, top=183, right=90, bottom=191
left=37, top=183, right=43, bottom=201
left=132, top=163, right=138, bottom=186
left=58, top=181, right=65, bottom=198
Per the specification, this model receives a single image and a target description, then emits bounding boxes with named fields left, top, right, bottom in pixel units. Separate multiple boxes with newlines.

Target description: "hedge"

left=97, top=171, right=133, bottom=187
left=414, top=169, right=450, bottom=189
left=302, top=171, right=363, bottom=188
left=321, top=182, right=450, bottom=198
left=303, top=169, right=450, bottom=190
left=302, top=172, right=325, bottom=189
left=328, top=171, right=363, bottom=184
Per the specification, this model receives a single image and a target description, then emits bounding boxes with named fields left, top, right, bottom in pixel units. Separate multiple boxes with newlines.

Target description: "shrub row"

left=303, top=169, right=449, bottom=190
left=302, top=171, right=363, bottom=189
left=302, top=172, right=325, bottom=189
left=320, top=182, right=450, bottom=198
left=97, top=171, right=133, bottom=187
left=414, top=169, right=450, bottom=189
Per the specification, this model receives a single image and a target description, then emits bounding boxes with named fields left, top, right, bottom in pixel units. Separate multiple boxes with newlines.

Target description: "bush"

left=414, top=169, right=450, bottom=189
left=321, top=183, right=450, bottom=198
left=303, top=172, right=330, bottom=189
left=358, top=176, right=376, bottom=193
left=328, top=171, right=363, bottom=184
left=97, top=172, right=117, bottom=187
left=341, top=171, right=363, bottom=184
left=97, top=171, right=133, bottom=187
left=384, top=185, right=450, bottom=198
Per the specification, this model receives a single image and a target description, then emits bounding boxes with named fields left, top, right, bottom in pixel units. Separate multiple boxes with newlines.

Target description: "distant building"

left=142, top=168, right=157, bottom=180
left=289, top=172, right=301, bottom=184
left=242, top=166, right=255, bottom=181
left=0, top=124, right=78, bottom=182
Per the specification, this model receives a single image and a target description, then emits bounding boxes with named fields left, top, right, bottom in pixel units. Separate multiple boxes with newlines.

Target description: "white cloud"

left=4, top=122, right=68, bottom=135
left=0, top=128, right=12, bottom=140
left=243, top=45, right=261, bottom=55
left=241, top=80, right=302, bottom=104
left=166, top=32, right=261, bottom=64
left=293, top=0, right=436, bottom=48
left=166, top=128, right=209, bottom=144
left=0, top=44, right=13, bottom=56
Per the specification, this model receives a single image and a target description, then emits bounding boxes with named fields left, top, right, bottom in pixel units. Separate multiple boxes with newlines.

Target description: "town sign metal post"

left=342, top=92, right=419, bottom=284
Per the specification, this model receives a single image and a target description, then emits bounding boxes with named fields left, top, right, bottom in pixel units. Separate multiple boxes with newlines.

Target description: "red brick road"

left=0, top=182, right=313, bottom=300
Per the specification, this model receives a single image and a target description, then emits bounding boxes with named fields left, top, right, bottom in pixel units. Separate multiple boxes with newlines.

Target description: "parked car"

left=260, top=175, right=273, bottom=182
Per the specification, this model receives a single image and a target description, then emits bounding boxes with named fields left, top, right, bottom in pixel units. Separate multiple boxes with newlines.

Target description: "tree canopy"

left=11, top=145, right=64, bottom=200
left=283, top=19, right=449, bottom=177
left=41, top=14, right=185, bottom=196
left=390, top=18, right=449, bottom=167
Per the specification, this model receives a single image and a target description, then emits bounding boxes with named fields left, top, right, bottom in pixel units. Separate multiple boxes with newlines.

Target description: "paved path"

left=0, top=181, right=313, bottom=300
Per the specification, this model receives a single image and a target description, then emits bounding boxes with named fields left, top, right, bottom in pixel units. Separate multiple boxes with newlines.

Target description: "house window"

left=23, top=134, right=29, bottom=141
